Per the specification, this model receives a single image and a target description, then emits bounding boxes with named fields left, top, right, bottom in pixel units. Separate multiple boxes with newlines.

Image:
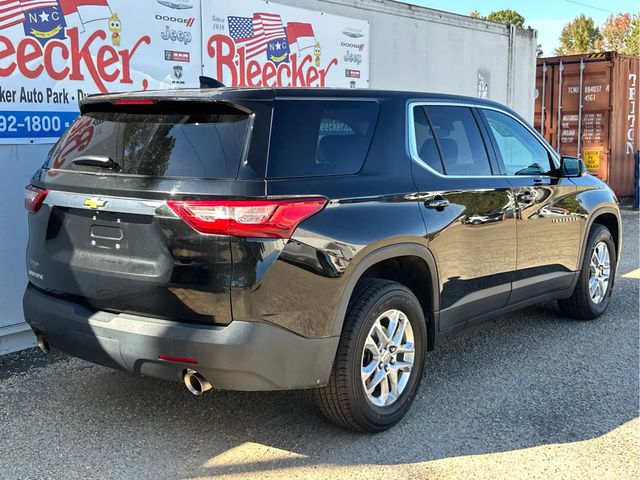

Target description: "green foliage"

left=486, top=9, right=525, bottom=28
left=469, top=8, right=639, bottom=56
left=468, top=9, right=525, bottom=28
left=627, top=14, right=640, bottom=55
left=554, top=14, right=603, bottom=55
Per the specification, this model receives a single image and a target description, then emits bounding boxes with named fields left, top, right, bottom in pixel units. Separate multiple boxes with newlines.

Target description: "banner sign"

left=201, top=0, right=369, bottom=90
left=0, top=0, right=370, bottom=144
left=0, top=0, right=202, bottom=144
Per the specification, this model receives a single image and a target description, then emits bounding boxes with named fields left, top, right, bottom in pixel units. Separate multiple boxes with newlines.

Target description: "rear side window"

left=267, top=100, right=379, bottom=178
left=413, top=106, right=444, bottom=174
left=47, top=109, right=250, bottom=179
left=413, top=105, right=492, bottom=176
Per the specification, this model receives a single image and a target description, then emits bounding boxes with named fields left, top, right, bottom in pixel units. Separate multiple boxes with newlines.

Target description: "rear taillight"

left=167, top=198, right=327, bottom=238
left=113, top=99, right=156, bottom=105
left=24, top=185, right=48, bottom=213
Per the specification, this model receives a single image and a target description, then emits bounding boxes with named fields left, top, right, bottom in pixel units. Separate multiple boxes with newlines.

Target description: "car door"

left=478, top=108, right=581, bottom=303
left=409, top=103, right=517, bottom=333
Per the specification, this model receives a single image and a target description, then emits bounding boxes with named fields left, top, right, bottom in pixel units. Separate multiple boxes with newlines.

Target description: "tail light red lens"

left=167, top=198, right=327, bottom=238
left=113, top=99, right=156, bottom=105
left=24, top=185, right=48, bottom=213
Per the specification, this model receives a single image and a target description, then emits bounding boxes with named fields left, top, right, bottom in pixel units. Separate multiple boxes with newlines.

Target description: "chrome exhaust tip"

left=183, top=369, right=212, bottom=396
left=36, top=334, right=50, bottom=354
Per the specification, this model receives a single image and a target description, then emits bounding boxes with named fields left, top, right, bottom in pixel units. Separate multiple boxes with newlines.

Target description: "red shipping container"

left=535, top=52, right=640, bottom=197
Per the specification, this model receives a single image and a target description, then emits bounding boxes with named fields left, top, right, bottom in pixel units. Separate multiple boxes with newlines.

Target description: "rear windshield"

left=267, top=100, right=379, bottom=178
left=46, top=109, right=250, bottom=179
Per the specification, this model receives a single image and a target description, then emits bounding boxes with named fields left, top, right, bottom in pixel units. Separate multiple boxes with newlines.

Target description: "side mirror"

left=560, top=156, right=588, bottom=177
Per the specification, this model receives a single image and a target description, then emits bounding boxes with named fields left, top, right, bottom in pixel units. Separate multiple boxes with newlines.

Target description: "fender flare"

left=572, top=205, right=622, bottom=290
left=330, top=242, right=440, bottom=338
left=579, top=205, right=622, bottom=262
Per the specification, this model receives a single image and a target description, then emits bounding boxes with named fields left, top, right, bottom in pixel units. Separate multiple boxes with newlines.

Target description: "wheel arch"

left=591, top=211, right=620, bottom=258
left=331, top=243, right=439, bottom=350
left=582, top=206, right=622, bottom=262
left=572, top=206, right=622, bottom=295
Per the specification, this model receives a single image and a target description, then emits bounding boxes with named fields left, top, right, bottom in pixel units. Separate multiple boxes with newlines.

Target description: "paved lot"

left=0, top=209, right=638, bottom=480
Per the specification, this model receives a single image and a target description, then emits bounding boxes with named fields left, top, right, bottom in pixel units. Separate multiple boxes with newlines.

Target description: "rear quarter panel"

left=230, top=98, right=430, bottom=338
left=230, top=194, right=428, bottom=337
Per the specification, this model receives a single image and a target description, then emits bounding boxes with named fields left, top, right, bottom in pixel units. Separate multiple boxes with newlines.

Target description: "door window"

left=413, top=105, right=493, bottom=176
left=482, top=109, right=554, bottom=176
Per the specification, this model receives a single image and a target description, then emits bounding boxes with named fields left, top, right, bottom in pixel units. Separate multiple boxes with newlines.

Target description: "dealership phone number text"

left=0, top=112, right=78, bottom=139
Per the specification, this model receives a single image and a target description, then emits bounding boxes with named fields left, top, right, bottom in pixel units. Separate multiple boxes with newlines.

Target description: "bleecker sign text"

left=208, top=35, right=338, bottom=87
left=201, top=1, right=369, bottom=90
left=0, top=28, right=151, bottom=93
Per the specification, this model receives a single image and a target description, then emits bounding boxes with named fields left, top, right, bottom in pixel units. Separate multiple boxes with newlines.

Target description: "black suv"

left=23, top=88, right=621, bottom=432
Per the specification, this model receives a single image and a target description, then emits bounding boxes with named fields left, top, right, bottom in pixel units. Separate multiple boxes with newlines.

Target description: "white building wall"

left=0, top=144, right=48, bottom=353
left=0, top=0, right=537, bottom=353
left=275, top=0, right=537, bottom=120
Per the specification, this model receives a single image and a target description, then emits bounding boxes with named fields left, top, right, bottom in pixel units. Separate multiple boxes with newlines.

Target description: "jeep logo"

left=155, top=14, right=195, bottom=27
left=161, top=26, right=193, bottom=44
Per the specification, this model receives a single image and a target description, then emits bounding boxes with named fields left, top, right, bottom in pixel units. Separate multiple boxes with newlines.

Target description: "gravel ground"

left=0, top=209, right=638, bottom=480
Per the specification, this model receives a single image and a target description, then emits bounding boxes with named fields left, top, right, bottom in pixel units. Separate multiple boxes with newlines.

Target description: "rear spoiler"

left=199, top=76, right=225, bottom=88
left=78, top=77, right=275, bottom=115
left=79, top=96, right=254, bottom=116
left=80, top=77, right=227, bottom=107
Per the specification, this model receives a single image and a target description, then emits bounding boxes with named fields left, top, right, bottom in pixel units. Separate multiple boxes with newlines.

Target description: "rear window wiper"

left=72, top=155, right=121, bottom=171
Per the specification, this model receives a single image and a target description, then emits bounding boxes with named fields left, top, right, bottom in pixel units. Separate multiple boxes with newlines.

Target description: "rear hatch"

left=26, top=92, right=271, bottom=325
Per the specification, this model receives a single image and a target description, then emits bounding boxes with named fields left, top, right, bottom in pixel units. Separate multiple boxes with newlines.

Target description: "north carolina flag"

left=60, top=0, right=111, bottom=31
left=286, top=22, right=316, bottom=53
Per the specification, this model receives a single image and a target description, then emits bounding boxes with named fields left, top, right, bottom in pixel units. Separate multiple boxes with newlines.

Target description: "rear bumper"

left=23, top=285, right=339, bottom=391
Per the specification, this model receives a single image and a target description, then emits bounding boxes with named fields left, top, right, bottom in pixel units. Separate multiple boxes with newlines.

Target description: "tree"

left=486, top=9, right=525, bottom=28
left=626, top=14, right=640, bottom=55
left=599, top=12, right=640, bottom=54
left=555, top=14, right=603, bottom=55
left=536, top=44, right=544, bottom=57
left=600, top=13, right=632, bottom=52
left=468, top=9, right=526, bottom=28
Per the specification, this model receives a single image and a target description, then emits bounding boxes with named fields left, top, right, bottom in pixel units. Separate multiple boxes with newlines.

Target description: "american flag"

left=0, top=0, right=57, bottom=29
left=228, top=13, right=287, bottom=59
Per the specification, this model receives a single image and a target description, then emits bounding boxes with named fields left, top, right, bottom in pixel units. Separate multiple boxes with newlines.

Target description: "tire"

left=315, top=278, right=427, bottom=432
left=558, top=224, right=616, bottom=320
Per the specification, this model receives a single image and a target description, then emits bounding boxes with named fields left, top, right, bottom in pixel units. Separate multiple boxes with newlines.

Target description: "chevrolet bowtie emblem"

left=83, top=198, right=107, bottom=210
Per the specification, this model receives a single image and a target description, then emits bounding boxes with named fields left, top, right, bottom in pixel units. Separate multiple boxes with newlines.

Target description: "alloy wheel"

left=361, top=309, right=415, bottom=407
left=588, top=241, right=611, bottom=305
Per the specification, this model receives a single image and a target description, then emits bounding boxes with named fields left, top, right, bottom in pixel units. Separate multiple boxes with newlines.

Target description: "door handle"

left=424, top=198, right=449, bottom=209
